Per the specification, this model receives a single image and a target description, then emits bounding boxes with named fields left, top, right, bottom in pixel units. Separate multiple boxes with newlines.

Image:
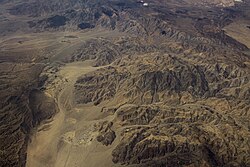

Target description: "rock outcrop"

left=0, top=54, right=57, bottom=166
left=0, top=0, right=250, bottom=167
left=97, top=121, right=116, bottom=146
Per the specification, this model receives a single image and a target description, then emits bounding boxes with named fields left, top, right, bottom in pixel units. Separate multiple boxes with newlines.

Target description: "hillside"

left=0, top=0, right=249, bottom=167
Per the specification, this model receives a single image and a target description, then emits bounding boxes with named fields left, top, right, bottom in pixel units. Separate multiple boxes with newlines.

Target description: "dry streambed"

left=26, top=61, right=118, bottom=167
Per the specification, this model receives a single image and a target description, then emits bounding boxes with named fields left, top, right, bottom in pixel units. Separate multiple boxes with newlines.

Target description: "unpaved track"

left=25, top=29, right=126, bottom=167
left=26, top=61, right=106, bottom=167
left=25, top=28, right=127, bottom=167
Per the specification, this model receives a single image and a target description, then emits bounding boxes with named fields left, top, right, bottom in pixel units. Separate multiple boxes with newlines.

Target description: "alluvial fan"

left=0, top=0, right=249, bottom=167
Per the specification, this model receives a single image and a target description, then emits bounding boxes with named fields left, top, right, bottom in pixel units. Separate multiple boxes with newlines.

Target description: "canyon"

left=0, top=0, right=249, bottom=167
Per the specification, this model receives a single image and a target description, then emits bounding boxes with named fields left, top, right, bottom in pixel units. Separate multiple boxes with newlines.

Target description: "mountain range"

left=0, top=0, right=249, bottom=167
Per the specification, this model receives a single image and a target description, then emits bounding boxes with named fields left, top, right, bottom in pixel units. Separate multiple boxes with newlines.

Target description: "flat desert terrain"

left=24, top=30, right=124, bottom=167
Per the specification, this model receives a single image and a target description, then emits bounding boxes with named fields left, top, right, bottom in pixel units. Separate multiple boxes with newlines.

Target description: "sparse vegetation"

left=0, top=0, right=249, bottom=167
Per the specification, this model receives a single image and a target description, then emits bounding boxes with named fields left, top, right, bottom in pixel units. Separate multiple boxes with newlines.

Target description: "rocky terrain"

left=0, top=50, right=57, bottom=166
left=0, top=0, right=249, bottom=167
left=74, top=45, right=250, bottom=167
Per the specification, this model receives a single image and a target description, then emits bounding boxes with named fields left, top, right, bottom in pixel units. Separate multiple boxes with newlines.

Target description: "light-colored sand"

left=26, top=60, right=121, bottom=167
left=223, top=20, right=250, bottom=48
left=0, top=29, right=121, bottom=52
left=23, top=29, right=127, bottom=167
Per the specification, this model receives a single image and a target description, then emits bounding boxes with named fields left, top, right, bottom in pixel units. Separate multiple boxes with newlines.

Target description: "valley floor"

left=26, top=61, right=119, bottom=167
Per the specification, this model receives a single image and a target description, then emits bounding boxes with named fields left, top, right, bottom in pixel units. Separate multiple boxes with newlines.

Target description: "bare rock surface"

left=0, top=0, right=250, bottom=167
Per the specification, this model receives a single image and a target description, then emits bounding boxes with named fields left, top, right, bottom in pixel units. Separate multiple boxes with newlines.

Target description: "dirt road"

left=26, top=61, right=113, bottom=167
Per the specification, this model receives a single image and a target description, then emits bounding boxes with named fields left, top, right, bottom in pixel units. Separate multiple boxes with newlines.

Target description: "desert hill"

left=0, top=0, right=249, bottom=167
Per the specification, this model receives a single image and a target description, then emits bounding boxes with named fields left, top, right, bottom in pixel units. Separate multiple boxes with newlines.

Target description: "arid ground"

left=0, top=0, right=250, bottom=167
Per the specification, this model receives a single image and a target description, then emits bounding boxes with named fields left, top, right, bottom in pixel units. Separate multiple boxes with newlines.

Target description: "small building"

left=143, top=3, right=149, bottom=6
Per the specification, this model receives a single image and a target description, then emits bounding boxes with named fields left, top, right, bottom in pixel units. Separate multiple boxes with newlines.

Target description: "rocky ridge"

left=70, top=2, right=250, bottom=165
left=0, top=0, right=249, bottom=167
left=74, top=40, right=250, bottom=166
